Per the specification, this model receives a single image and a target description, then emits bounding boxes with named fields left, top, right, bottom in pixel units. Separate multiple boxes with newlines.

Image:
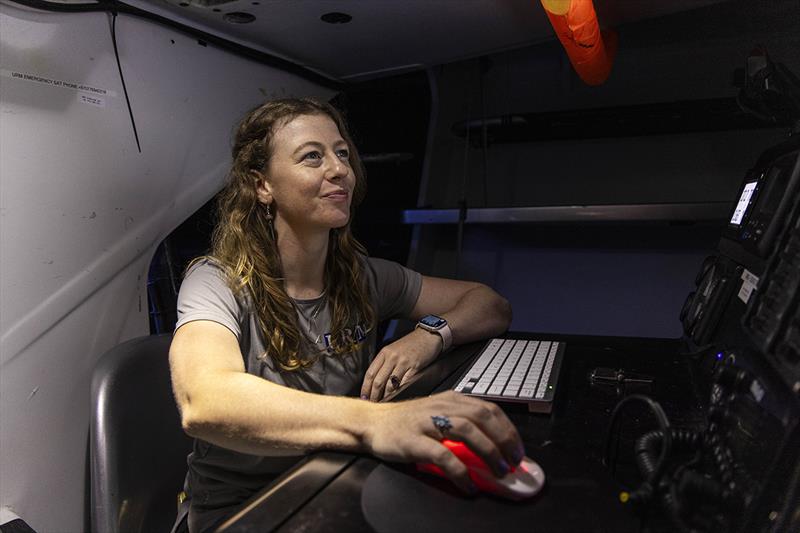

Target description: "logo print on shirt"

left=321, top=322, right=368, bottom=355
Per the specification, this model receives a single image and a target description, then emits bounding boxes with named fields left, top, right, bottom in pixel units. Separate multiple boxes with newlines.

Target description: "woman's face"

left=257, top=113, right=355, bottom=234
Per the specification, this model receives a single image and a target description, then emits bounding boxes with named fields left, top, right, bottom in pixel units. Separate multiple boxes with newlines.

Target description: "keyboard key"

left=488, top=384, right=505, bottom=395
left=472, top=382, right=491, bottom=395
left=455, top=377, right=478, bottom=392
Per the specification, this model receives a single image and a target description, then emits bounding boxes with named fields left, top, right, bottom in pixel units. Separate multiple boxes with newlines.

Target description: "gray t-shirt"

left=175, top=255, right=422, bottom=512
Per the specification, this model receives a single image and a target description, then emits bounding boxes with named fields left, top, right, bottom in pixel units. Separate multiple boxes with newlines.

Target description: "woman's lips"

left=323, top=190, right=349, bottom=201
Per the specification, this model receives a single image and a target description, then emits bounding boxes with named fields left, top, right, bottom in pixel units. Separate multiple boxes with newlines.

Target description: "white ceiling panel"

left=125, top=0, right=731, bottom=81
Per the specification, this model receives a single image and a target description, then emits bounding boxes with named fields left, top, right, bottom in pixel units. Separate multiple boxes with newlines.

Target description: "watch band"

left=435, top=322, right=453, bottom=352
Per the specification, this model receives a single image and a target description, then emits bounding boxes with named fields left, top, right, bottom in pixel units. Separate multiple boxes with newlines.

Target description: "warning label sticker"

left=78, top=93, right=106, bottom=108
left=1, top=69, right=116, bottom=98
left=738, top=269, right=760, bottom=304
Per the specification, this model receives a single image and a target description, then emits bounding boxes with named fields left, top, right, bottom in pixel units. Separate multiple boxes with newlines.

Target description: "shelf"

left=402, top=202, right=732, bottom=225
left=451, top=98, right=786, bottom=144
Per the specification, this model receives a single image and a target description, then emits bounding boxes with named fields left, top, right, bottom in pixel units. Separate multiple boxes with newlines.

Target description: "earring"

left=266, top=203, right=276, bottom=240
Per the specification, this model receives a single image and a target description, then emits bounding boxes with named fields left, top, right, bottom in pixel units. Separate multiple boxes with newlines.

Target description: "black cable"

left=635, top=429, right=700, bottom=480
left=669, top=451, right=703, bottom=525
left=603, top=394, right=673, bottom=504
left=6, top=0, right=341, bottom=90
left=736, top=91, right=776, bottom=124
left=109, top=10, right=141, bottom=153
left=162, top=237, right=179, bottom=296
left=455, top=84, right=472, bottom=280
left=678, top=342, right=718, bottom=359
left=479, top=58, right=489, bottom=207
left=9, top=0, right=103, bottom=12
left=666, top=477, right=694, bottom=533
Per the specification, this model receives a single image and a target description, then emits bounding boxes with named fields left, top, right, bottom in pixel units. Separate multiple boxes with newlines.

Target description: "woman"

left=169, top=98, right=522, bottom=532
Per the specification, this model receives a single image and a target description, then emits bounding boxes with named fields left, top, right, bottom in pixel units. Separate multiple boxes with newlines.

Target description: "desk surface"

left=219, top=333, right=705, bottom=533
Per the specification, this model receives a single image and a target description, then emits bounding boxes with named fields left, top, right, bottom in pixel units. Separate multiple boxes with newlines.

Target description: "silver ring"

left=389, top=375, right=401, bottom=390
left=431, top=415, right=452, bottom=437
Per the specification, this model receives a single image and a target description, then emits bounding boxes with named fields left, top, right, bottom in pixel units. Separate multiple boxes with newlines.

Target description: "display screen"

left=420, top=315, right=446, bottom=328
left=730, top=181, right=758, bottom=225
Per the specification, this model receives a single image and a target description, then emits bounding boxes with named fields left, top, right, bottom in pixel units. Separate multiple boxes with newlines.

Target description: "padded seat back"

left=90, top=334, right=192, bottom=533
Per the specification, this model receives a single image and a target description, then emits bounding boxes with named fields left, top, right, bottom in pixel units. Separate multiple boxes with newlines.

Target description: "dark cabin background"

left=148, top=0, right=799, bottom=340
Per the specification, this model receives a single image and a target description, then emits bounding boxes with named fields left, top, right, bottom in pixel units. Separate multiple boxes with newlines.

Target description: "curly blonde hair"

left=204, top=98, right=375, bottom=371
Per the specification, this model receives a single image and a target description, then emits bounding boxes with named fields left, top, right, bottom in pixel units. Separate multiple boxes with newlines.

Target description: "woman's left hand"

left=361, top=328, right=442, bottom=401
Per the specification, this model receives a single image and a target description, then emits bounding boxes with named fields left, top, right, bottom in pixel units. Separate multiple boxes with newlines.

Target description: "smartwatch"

left=416, top=314, right=453, bottom=352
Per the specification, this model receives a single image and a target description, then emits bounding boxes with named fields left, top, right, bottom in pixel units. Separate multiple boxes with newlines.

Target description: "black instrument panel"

left=724, top=140, right=800, bottom=258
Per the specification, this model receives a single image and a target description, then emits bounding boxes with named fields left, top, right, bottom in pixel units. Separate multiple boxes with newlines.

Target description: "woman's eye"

left=302, top=151, right=322, bottom=161
left=336, top=149, right=349, bottom=159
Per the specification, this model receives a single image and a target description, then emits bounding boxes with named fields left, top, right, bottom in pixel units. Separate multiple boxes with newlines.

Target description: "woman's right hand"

left=363, top=390, right=525, bottom=493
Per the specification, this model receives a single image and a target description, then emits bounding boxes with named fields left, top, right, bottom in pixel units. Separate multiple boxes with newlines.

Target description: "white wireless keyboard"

left=453, top=338, right=565, bottom=413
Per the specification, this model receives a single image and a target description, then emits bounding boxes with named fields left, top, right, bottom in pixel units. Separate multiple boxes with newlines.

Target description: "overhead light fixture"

left=223, top=11, right=256, bottom=23
left=320, top=12, right=352, bottom=24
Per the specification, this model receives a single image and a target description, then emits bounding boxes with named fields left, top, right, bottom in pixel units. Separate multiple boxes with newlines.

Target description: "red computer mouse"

left=417, top=439, right=546, bottom=500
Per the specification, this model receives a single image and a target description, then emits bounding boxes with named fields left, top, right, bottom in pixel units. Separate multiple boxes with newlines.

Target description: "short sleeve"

left=175, top=260, right=243, bottom=338
left=367, top=257, right=423, bottom=322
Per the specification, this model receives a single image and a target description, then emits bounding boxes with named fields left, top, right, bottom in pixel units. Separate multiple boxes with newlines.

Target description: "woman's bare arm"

left=361, top=276, right=512, bottom=401
left=170, top=319, right=523, bottom=492
left=170, top=320, right=370, bottom=455
left=411, top=275, right=512, bottom=343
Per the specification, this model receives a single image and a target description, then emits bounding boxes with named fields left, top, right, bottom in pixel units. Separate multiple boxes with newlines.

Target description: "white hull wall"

left=0, top=5, right=330, bottom=530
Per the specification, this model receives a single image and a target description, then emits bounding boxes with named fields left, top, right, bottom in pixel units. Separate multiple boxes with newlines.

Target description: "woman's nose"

left=325, top=154, right=349, bottom=179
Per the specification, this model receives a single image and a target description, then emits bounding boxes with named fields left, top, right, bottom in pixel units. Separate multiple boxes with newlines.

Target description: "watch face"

left=420, top=315, right=446, bottom=329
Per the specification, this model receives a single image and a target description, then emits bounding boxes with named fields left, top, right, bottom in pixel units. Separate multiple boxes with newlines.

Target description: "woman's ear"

left=254, top=171, right=273, bottom=205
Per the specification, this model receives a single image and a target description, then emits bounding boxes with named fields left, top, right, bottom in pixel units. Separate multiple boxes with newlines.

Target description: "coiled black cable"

left=634, top=428, right=701, bottom=480
left=603, top=394, right=673, bottom=505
